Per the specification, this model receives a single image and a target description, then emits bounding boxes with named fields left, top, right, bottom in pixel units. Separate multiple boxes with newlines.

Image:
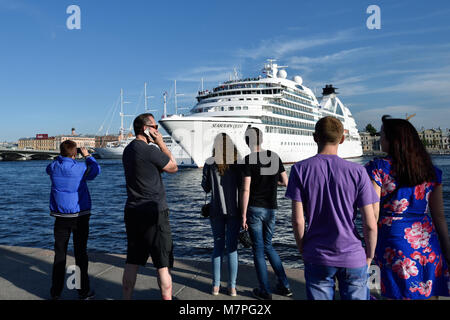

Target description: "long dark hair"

left=381, top=115, right=436, bottom=186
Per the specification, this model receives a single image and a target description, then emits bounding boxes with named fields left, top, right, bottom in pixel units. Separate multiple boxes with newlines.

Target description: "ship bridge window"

left=243, top=106, right=248, bottom=110
left=236, top=106, right=241, bottom=110
left=336, top=103, right=344, bottom=116
left=229, top=107, right=234, bottom=111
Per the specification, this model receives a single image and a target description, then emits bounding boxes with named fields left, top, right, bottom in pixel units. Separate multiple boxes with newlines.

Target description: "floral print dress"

left=365, top=157, right=450, bottom=299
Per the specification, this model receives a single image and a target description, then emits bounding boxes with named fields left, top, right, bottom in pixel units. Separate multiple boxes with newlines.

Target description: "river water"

left=0, top=156, right=449, bottom=268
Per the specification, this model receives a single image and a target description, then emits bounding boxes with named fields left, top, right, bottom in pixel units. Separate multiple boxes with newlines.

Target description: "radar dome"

left=293, top=75, right=303, bottom=85
left=277, top=69, right=287, bottom=79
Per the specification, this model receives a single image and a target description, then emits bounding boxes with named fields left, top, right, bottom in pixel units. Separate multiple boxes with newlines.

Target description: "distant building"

left=55, top=135, right=96, bottom=149
left=360, top=131, right=381, bottom=153
left=18, top=134, right=56, bottom=151
left=442, top=129, right=450, bottom=150
left=417, top=127, right=448, bottom=150
left=18, top=129, right=96, bottom=151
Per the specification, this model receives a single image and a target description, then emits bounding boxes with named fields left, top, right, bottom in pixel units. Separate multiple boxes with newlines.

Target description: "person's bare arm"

left=429, top=184, right=450, bottom=265
left=291, top=200, right=305, bottom=254
left=371, top=180, right=381, bottom=222
left=360, top=204, right=378, bottom=266
left=241, top=176, right=251, bottom=230
left=151, top=130, right=178, bottom=173
left=278, top=171, right=288, bottom=187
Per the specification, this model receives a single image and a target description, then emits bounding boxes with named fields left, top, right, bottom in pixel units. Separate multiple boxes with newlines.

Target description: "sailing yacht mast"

left=120, top=88, right=124, bottom=140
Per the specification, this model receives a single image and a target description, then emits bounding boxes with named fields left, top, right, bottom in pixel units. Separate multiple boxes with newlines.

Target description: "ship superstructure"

left=159, top=60, right=362, bottom=167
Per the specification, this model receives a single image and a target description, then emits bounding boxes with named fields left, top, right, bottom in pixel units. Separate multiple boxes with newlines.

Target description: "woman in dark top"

left=202, top=133, right=241, bottom=297
left=365, top=115, right=450, bottom=299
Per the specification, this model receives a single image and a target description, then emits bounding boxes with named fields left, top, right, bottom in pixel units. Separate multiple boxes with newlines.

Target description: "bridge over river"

left=0, top=148, right=60, bottom=161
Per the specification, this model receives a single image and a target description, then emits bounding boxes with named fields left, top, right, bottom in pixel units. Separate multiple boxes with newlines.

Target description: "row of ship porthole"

left=281, top=141, right=315, bottom=146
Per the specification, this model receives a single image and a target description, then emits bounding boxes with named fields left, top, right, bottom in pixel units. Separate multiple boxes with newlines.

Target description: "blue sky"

left=1, top=0, right=449, bottom=141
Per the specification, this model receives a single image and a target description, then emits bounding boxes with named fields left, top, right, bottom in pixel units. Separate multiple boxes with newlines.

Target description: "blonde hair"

left=212, top=133, right=238, bottom=176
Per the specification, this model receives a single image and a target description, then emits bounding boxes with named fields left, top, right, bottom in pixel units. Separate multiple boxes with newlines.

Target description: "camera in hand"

left=76, top=148, right=82, bottom=154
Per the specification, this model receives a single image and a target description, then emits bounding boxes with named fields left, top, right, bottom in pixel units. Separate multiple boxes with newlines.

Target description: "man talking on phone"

left=121, top=113, right=178, bottom=300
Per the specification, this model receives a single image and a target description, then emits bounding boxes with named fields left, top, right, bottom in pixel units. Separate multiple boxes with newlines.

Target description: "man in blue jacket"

left=47, top=140, right=100, bottom=300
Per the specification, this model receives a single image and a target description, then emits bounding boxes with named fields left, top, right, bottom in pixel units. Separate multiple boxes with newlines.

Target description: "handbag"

left=239, top=229, right=253, bottom=248
left=201, top=193, right=211, bottom=218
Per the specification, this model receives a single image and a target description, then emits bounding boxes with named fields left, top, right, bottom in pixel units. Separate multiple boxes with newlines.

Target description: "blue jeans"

left=304, top=262, right=369, bottom=300
left=247, top=206, right=289, bottom=294
left=210, top=215, right=240, bottom=288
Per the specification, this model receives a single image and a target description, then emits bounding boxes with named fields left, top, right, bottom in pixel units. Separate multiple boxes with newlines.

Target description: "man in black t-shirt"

left=122, top=113, right=178, bottom=300
left=241, top=127, right=292, bottom=300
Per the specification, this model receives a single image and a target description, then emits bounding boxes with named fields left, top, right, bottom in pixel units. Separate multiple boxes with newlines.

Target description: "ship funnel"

left=322, top=84, right=338, bottom=96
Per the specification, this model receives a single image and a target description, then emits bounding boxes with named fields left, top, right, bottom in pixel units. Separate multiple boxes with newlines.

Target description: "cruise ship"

left=159, top=60, right=362, bottom=167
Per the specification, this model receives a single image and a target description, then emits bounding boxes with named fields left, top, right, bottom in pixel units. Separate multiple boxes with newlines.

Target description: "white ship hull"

left=94, top=146, right=124, bottom=159
left=160, top=117, right=362, bottom=167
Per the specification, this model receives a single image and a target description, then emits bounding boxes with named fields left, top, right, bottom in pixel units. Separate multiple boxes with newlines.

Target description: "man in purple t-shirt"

left=285, top=116, right=378, bottom=300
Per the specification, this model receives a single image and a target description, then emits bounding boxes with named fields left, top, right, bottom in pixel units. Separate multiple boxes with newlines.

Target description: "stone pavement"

left=3, top=245, right=447, bottom=301
left=0, top=245, right=307, bottom=300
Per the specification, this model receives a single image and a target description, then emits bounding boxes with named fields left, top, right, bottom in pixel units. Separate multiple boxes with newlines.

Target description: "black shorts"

left=124, top=207, right=174, bottom=269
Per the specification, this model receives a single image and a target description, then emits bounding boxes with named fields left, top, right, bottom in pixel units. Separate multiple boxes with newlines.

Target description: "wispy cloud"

left=345, top=66, right=450, bottom=98
left=236, top=29, right=357, bottom=59
left=0, top=0, right=42, bottom=17
left=287, top=47, right=369, bottom=68
left=170, top=65, right=239, bottom=83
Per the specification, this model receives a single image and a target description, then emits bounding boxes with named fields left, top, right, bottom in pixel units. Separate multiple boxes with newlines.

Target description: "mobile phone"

left=76, top=148, right=82, bottom=154
left=144, top=128, right=151, bottom=137
left=144, top=128, right=157, bottom=139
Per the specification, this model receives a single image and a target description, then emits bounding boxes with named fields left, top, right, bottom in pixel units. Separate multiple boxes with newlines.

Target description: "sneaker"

left=252, top=288, right=272, bottom=300
left=78, top=290, right=95, bottom=300
left=211, top=286, right=220, bottom=296
left=228, top=287, right=237, bottom=297
left=276, top=283, right=293, bottom=297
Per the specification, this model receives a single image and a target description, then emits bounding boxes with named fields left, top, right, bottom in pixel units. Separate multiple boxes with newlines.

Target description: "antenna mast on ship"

left=263, top=59, right=287, bottom=78
left=163, top=91, right=168, bottom=118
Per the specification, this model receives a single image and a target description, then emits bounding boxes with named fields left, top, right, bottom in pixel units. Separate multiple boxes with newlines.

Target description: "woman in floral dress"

left=365, top=115, right=450, bottom=299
